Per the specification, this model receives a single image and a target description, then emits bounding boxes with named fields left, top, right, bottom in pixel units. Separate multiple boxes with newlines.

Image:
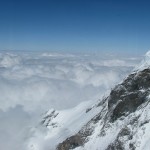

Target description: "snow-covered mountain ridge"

left=55, top=67, right=150, bottom=150
left=29, top=51, right=150, bottom=150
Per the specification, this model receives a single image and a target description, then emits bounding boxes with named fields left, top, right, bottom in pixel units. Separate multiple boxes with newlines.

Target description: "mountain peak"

left=135, top=50, right=150, bottom=71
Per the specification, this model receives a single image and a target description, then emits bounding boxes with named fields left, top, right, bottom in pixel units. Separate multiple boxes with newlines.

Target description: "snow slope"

left=27, top=97, right=109, bottom=150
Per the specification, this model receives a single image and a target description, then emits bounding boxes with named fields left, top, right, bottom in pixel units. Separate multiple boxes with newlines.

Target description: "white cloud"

left=0, top=51, right=142, bottom=150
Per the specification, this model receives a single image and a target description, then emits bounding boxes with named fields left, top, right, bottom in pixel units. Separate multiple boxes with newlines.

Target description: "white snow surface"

left=27, top=99, right=105, bottom=150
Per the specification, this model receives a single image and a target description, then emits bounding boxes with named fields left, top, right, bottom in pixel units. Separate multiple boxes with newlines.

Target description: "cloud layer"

left=0, top=51, right=141, bottom=150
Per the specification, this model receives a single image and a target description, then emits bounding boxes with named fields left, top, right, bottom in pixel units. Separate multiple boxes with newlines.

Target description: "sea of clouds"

left=0, top=51, right=142, bottom=150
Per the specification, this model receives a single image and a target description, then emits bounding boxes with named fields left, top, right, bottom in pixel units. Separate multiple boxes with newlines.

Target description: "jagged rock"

left=57, top=134, right=84, bottom=150
left=106, top=127, right=134, bottom=150
left=108, top=69, right=150, bottom=122
left=41, top=109, right=59, bottom=127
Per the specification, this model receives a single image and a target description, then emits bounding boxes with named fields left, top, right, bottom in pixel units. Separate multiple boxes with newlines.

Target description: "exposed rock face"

left=56, top=68, right=150, bottom=150
left=56, top=134, right=84, bottom=150
left=109, top=69, right=150, bottom=122
left=105, top=127, right=135, bottom=150
left=41, top=109, right=59, bottom=127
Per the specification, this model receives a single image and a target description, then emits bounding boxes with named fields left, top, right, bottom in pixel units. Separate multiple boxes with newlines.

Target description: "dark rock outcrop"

left=109, top=69, right=150, bottom=122
left=57, top=134, right=84, bottom=150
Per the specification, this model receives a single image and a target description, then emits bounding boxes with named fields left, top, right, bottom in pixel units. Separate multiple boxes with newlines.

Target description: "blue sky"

left=0, top=0, right=150, bottom=53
